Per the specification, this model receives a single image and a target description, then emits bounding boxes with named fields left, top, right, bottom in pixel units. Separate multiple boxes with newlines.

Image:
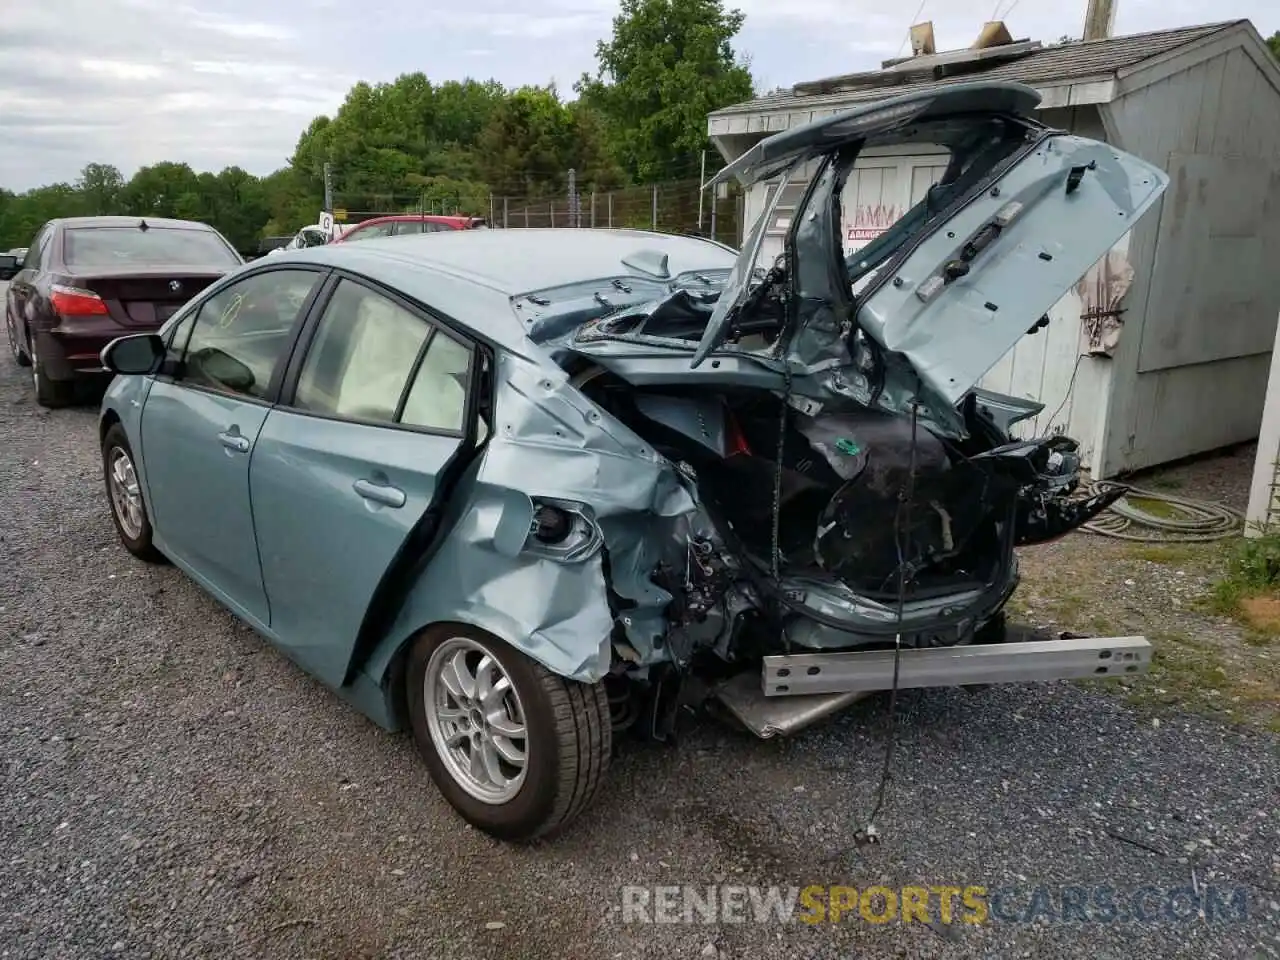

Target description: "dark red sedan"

left=3, top=216, right=242, bottom=407
left=332, top=214, right=487, bottom=243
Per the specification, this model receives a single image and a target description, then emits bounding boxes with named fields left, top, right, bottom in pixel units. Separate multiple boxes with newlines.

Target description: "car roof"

left=299, top=228, right=736, bottom=295
left=351, top=214, right=474, bottom=226
left=274, top=228, right=738, bottom=351
left=53, top=216, right=218, bottom=231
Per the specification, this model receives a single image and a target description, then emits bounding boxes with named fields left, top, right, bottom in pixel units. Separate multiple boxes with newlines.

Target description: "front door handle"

left=217, top=431, right=251, bottom=453
left=353, top=478, right=406, bottom=508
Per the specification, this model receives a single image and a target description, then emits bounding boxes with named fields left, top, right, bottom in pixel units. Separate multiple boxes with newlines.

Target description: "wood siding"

left=1101, top=40, right=1280, bottom=475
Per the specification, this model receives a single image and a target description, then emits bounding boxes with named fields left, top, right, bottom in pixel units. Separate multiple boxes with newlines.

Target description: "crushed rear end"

left=488, top=81, right=1167, bottom=740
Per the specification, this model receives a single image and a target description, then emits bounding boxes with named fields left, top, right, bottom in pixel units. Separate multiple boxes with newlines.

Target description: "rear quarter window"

left=64, top=227, right=241, bottom=268
left=346, top=223, right=397, bottom=242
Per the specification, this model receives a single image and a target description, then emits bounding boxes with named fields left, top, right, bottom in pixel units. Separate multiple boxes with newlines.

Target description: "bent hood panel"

left=856, top=135, right=1169, bottom=406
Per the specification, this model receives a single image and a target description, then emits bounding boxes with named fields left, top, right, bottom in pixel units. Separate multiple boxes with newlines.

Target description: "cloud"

left=1, top=0, right=1274, bottom=191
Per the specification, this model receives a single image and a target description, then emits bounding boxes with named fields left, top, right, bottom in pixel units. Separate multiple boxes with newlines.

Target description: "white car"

left=267, top=225, right=332, bottom=256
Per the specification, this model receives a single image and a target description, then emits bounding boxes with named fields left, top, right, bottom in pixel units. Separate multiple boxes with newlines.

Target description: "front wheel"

left=407, top=624, right=611, bottom=841
left=102, top=423, right=166, bottom=564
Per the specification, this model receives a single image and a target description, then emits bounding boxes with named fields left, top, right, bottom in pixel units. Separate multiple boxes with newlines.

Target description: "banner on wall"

left=843, top=203, right=901, bottom=251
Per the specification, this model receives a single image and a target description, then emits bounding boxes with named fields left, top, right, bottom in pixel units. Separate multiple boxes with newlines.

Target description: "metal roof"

left=711, top=21, right=1244, bottom=117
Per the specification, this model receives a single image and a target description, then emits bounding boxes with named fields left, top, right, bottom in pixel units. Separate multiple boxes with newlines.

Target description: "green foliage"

left=0, top=0, right=758, bottom=249
left=476, top=85, right=625, bottom=197
left=1267, top=31, right=1280, bottom=61
left=1211, top=530, right=1280, bottom=612
left=575, top=0, right=755, bottom=181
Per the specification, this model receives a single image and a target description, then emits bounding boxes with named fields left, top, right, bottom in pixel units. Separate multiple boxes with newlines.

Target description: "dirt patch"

left=1010, top=442, right=1280, bottom=732
left=1238, top=595, right=1280, bottom=635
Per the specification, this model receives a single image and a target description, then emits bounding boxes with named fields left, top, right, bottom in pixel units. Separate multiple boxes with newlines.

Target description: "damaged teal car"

left=98, top=81, right=1164, bottom=841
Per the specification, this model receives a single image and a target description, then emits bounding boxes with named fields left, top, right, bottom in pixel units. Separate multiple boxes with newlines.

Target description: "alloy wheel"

left=423, top=636, right=529, bottom=804
left=107, top=446, right=145, bottom=540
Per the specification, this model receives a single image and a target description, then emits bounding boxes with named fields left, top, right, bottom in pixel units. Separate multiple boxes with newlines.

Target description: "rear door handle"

left=217, top=431, right=251, bottom=453
left=353, top=478, right=406, bottom=508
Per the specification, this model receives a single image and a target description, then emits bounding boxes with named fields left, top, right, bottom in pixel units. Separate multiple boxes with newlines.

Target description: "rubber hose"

left=1079, top=480, right=1243, bottom=542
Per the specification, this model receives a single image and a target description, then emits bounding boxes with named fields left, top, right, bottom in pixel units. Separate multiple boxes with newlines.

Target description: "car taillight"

left=725, top=410, right=752, bottom=457
left=50, top=284, right=108, bottom=316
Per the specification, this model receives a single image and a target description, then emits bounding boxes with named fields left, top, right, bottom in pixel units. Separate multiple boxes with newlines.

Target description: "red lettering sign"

left=843, top=203, right=901, bottom=245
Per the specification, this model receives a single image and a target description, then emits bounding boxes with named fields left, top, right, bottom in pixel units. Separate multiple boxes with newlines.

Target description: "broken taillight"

left=725, top=411, right=751, bottom=457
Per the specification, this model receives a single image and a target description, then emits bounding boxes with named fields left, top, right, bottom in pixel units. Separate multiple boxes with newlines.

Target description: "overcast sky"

left=0, top=0, right=1276, bottom=191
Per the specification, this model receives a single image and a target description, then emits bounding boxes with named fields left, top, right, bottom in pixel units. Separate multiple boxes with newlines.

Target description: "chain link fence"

left=333, top=173, right=745, bottom=246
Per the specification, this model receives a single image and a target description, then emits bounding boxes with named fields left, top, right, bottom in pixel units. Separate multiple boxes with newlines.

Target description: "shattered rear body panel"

left=359, top=82, right=1168, bottom=722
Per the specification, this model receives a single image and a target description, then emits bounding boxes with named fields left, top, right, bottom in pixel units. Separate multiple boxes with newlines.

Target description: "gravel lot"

left=1, top=308, right=1278, bottom=959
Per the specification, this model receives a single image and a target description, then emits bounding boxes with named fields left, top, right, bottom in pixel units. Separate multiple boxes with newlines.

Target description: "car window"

left=24, top=228, right=49, bottom=269
left=64, top=227, right=240, bottom=267
left=400, top=331, right=472, bottom=433
left=292, top=279, right=472, bottom=432
left=164, top=308, right=199, bottom=368
left=179, top=269, right=320, bottom=400
left=392, top=220, right=424, bottom=236
left=293, top=280, right=433, bottom=423
left=347, top=222, right=396, bottom=242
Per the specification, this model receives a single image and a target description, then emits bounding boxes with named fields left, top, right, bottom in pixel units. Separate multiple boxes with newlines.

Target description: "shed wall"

left=1101, top=43, right=1280, bottom=475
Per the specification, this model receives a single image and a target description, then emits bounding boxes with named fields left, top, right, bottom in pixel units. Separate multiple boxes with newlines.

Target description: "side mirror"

left=0, top=254, right=19, bottom=281
left=101, top=334, right=165, bottom=375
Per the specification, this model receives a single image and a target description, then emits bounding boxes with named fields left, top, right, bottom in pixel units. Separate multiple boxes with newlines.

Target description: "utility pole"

left=322, top=162, right=334, bottom=212
left=1082, top=0, right=1115, bottom=41
left=567, top=168, right=578, bottom=228
left=697, top=151, right=706, bottom=232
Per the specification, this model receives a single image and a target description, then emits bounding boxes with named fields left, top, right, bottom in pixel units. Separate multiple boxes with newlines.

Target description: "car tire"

left=101, top=423, right=166, bottom=564
left=407, top=624, right=611, bottom=842
left=30, top=336, right=74, bottom=408
left=6, top=317, right=30, bottom=367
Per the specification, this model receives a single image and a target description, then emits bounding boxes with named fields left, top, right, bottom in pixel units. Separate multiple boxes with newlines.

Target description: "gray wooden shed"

left=707, top=21, right=1280, bottom=478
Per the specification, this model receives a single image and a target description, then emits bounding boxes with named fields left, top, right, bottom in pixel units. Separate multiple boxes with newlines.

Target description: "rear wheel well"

left=383, top=634, right=414, bottom=730
left=381, top=620, right=482, bottom=732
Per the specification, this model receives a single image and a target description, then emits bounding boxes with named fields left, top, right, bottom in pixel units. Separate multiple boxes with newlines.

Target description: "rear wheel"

left=30, top=337, right=74, bottom=408
left=407, top=624, right=611, bottom=841
left=6, top=315, right=29, bottom=367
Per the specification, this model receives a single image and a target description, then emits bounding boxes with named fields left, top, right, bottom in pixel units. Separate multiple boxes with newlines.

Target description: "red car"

left=333, top=214, right=487, bottom=243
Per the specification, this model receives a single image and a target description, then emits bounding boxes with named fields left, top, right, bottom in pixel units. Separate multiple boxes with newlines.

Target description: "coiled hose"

left=1080, top=480, right=1244, bottom=542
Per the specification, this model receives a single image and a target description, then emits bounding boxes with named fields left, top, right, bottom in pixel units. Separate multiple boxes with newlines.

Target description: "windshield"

left=64, top=227, right=241, bottom=268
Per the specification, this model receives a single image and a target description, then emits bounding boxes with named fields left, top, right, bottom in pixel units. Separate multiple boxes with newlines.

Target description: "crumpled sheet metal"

left=366, top=351, right=697, bottom=687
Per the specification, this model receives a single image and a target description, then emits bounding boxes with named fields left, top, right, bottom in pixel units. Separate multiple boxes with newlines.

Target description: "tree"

left=575, top=0, right=754, bottom=182
left=476, top=85, right=622, bottom=197
left=120, top=162, right=202, bottom=218
left=289, top=74, right=508, bottom=208
left=1267, top=31, right=1279, bottom=61
left=76, top=163, right=125, bottom=215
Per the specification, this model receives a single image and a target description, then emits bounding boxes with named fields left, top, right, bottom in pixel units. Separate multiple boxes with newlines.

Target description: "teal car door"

left=139, top=267, right=326, bottom=627
left=249, top=277, right=476, bottom=685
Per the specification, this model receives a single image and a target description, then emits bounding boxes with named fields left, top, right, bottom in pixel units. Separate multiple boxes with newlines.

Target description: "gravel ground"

left=1, top=324, right=1278, bottom=959
left=1012, top=443, right=1280, bottom=731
